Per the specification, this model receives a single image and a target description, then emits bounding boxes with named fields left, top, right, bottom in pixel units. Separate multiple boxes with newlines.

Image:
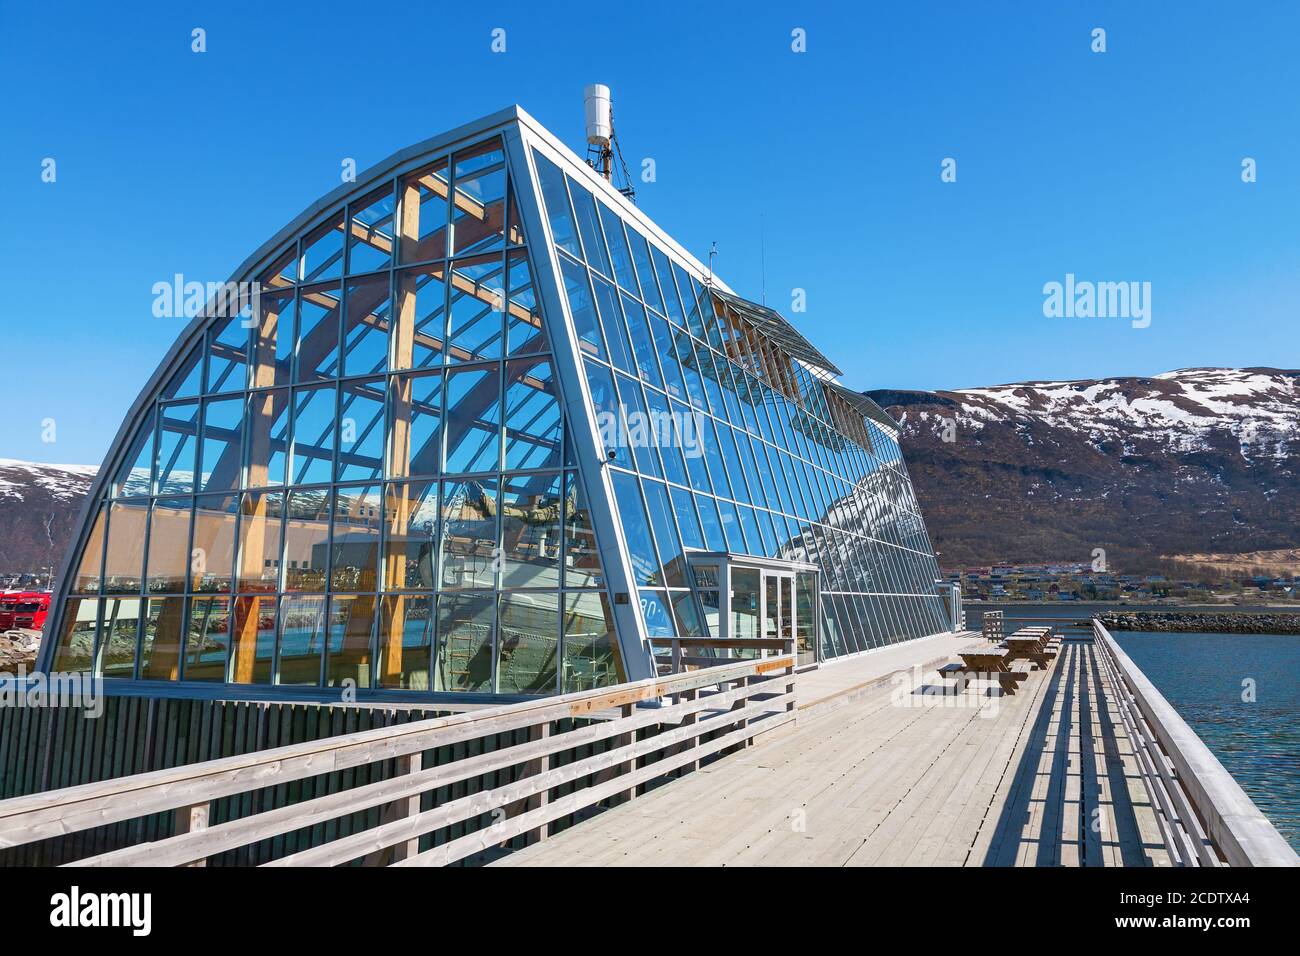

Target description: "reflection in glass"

left=378, top=594, right=433, bottom=690
left=185, top=596, right=230, bottom=681
left=497, top=591, right=559, bottom=693
left=436, top=591, right=494, bottom=692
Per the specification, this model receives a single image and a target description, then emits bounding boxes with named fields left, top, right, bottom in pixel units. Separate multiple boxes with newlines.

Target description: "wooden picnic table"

left=1006, top=635, right=1052, bottom=669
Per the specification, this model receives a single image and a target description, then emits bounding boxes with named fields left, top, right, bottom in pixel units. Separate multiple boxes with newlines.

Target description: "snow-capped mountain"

left=868, top=368, right=1300, bottom=571
left=0, top=459, right=98, bottom=574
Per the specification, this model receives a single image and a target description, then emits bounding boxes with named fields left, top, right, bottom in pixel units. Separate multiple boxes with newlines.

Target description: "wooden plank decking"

left=493, top=640, right=1171, bottom=867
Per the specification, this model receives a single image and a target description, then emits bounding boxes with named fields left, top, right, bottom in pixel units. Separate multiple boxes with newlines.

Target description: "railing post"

left=616, top=703, right=636, bottom=803
left=523, top=722, right=552, bottom=845
left=173, top=801, right=210, bottom=868
left=678, top=688, right=699, bottom=776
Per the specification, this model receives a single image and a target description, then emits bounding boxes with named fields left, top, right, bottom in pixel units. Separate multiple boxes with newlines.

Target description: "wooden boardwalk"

left=493, top=640, right=1171, bottom=867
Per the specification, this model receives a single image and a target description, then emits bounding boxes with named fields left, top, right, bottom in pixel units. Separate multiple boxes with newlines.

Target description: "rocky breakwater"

left=0, top=629, right=41, bottom=670
left=1099, top=610, right=1300, bottom=634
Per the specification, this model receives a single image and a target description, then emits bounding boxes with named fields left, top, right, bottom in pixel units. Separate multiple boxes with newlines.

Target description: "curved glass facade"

left=44, top=108, right=949, bottom=700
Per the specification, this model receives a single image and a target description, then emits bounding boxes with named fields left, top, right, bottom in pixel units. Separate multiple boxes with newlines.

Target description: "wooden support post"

left=679, top=688, right=699, bottom=776
left=617, top=703, right=636, bottom=803
left=392, top=752, right=423, bottom=862
left=523, top=722, right=551, bottom=845
left=173, top=801, right=209, bottom=867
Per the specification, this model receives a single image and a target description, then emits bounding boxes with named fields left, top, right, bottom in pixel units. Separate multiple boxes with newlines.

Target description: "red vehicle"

left=0, top=591, right=51, bottom=631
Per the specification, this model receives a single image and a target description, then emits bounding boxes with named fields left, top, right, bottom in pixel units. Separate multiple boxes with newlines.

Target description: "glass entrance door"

left=760, top=570, right=795, bottom=659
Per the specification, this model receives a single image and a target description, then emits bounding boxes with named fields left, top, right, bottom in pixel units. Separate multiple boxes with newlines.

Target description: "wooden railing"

left=0, top=655, right=796, bottom=867
left=1092, top=619, right=1298, bottom=867
left=648, top=637, right=793, bottom=674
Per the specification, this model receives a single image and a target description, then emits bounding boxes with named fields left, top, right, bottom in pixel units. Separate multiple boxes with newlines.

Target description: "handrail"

left=1092, top=619, right=1298, bottom=867
left=0, top=653, right=796, bottom=866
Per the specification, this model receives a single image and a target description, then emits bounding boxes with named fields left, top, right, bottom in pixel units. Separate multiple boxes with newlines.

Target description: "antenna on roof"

left=760, top=214, right=767, bottom=306
left=707, top=241, right=718, bottom=286
left=584, top=84, right=636, bottom=202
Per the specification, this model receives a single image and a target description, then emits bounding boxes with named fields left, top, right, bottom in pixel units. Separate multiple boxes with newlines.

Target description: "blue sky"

left=2, top=1, right=1297, bottom=466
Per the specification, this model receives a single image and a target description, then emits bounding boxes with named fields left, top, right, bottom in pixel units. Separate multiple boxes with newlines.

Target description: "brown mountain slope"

left=868, top=368, right=1300, bottom=571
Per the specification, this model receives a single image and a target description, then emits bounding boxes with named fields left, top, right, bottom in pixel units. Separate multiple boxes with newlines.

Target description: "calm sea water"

left=1111, top=631, right=1300, bottom=853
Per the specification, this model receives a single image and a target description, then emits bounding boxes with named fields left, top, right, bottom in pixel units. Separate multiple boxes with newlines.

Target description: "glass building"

left=40, top=106, right=951, bottom=702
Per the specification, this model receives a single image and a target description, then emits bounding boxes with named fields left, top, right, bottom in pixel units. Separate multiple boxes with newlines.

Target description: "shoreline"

left=1097, top=610, right=1300, bottom=635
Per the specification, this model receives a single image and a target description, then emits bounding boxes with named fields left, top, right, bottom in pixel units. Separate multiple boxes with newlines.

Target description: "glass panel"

left=184, top=596, right=230, bottom=682
left=206, top=316, right=249, bottom=393
left=668, top=485, right=703, bottom=550
left=398, top=157, right=450, bottom=263
left=342, top=273, right=391, bottom=376
left=290, top=384, right=336, bottom=484
left=592, top=274, right=634, bottom=375
left=562, top=591, right=620, bottom=691
left=382, top=479, right=438, bottom=591
left=244, top=388, right=289, bottom=488
left=294, top=282, right=341, bottom=382
left=497, top=591, right=559, bottom=694
left=326, top=594, right=375, bottom=688
left=648, top=312, right=685, bottom=399
left=505, top=249, right=548, bottom=355
left=671, top=591, right=705, bottom=637
left=162, top=344, right=203, bottom=400
left=616, top=374, right=661, bottom=478
left=568, top=177, right=611, bottom=276
left=645, top=388, right=687, bottom=486
left=199, top=397, right=243, bottom=494
left=730, top=567, right=760, bottom=640
left=639, top=590, right=677, bottom=637
left=112, top=413, right=154, bottom=498
left=500, top=472, right=562, bottom=589
left=392, top=264, right=447, bottom=371
left=190, top=494, right=237, bottom=592
left=563, top=471, right=603, bottom=589
left=283, top=489, right=330, bottom=591
left=651, top=245, right=685, bottom=327
left=250, top=289, right=293, bottom=389
left=695, top=494, right=726, bottom=551
left=610, top=470, right=659, bottom=586
left=445, top=255, right=505, bottom=363
left=692, top=564, right=721, bottom=637
left=620, top=294, right=661, bottom=389
left=451, top=139, right=506, bottom=256
left=100, top=597, right=140, bottom=679
left=444, top=364, right=500, bottom=473
left=302, top=214, right=345, bottom=283
left=439, top=478, right=497, bottom=589
left=626, top=225, right=662, bottom=313
left=557, top=253, right=604, bottom=359
left=139, top=596, right=185, bottom=680
left=156, top=401, right=199, bottom=495
left=238, top=491, right=283, bottom=592
left=231, top=595, right=276, bottom=684
left=532, top=150, right=580, bottom=257
left=435, top=592, right=494, bottom=692
left=641, top=479, right=686, bottom=587
left=105, top=500, right=148, bottom=594
left=72, top=507, right=107, bottom=594
left=52, top=597, right=98, bottom=672
left=377, top=594, right=433, bottom=690
left=331, top=485, right=381, bottom=591
left=388, top=370, right=442, bottom=479
left=347, top=184, right=396, bottom=274
left=597, top=204, right=637, bottom=293
left=337, top=378, right=386, bottom=481
left=276, top=594, right=325, bottom=685
left=503, top=357, right=561, bottom=470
